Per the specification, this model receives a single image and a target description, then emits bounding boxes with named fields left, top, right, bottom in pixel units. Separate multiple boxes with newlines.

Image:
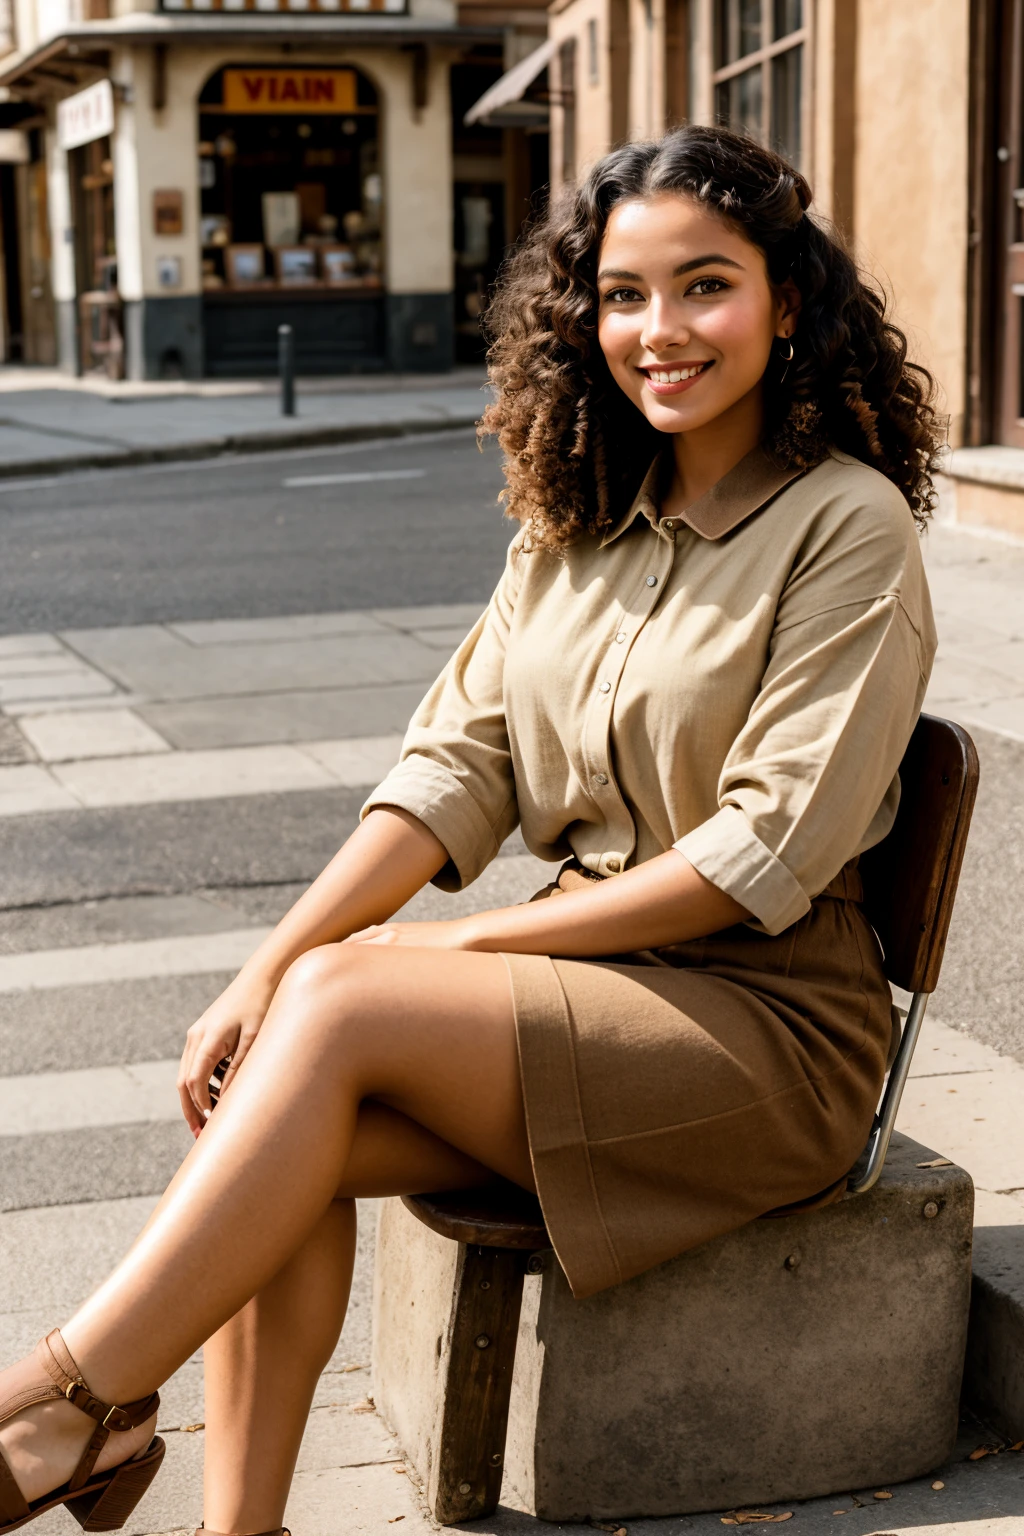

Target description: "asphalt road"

left=0, top=427, right=511, bottom=633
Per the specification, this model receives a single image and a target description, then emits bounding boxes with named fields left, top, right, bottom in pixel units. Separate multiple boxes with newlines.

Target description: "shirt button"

left=663, top=518, right=677, bottom=531
left=595, top=773, right=609, bottom=785
left=615, top=631, right=627, bottom=643
left=645, top=575, right=658, bottom=587
left=606, top=857, right=621, bottom=872
left=598, top=680, right=611, bottom=693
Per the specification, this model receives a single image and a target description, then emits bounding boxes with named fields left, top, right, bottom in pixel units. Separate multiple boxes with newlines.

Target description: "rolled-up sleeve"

left=675, top=588, right=934, bottom=936
left=360, top=538, right=523, bottom=891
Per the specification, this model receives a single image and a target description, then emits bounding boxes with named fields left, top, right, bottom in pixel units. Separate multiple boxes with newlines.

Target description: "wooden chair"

left=398, top=712, right=980, bottom=1523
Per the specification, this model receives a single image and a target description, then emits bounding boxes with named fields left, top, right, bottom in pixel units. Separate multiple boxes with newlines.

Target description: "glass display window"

left=197, top=64, right=382, bottom=293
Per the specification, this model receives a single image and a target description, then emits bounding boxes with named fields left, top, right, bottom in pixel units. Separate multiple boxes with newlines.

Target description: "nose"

left=640, top=292, right=689, bottom=354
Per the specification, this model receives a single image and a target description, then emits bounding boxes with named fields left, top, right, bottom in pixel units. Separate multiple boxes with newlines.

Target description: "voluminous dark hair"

left=479, top=124, right=943, bottom=549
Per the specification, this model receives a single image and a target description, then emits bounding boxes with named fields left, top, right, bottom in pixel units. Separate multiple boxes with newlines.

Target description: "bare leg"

left=0, top=946, right=529, bottom=1510
left=204, top=1103, right=494, bottom=1533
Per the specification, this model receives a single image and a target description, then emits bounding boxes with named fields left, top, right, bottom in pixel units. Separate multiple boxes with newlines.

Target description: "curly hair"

left=479, top=124, right=944, bottom=549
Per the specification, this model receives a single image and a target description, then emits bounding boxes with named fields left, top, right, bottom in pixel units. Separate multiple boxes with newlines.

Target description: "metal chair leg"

left=847, top=991, right=930, bottom=1195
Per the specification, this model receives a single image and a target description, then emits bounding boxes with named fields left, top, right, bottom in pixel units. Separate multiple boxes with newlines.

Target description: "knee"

left=271, top=943, right=380, bottom=1035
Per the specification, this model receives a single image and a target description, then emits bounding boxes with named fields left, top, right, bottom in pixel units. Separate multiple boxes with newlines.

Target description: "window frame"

left=708, top=0, right=813, bottom=172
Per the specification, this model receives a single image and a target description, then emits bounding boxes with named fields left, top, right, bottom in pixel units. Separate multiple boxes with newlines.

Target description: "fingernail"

left=203, top=1108, right=211, bottom=1120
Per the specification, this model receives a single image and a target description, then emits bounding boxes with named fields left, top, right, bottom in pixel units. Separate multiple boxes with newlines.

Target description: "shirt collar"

left=599, top=445, right=805, bottom=548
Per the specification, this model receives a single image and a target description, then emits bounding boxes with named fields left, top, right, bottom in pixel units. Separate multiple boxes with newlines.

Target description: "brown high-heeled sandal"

left=0, top=1329, right=164, bottom=1533
left=196, top=1529, right=291, bottom=1534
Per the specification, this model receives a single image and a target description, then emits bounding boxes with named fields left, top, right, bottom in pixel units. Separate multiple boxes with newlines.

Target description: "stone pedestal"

left=372, top=1133, right=973, bottom=1521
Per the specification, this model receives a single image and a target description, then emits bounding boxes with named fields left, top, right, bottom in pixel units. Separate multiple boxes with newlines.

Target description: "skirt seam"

left=503, top=952, right=624, bottom=1289
left=584, top=1027, right=884, bottom=1149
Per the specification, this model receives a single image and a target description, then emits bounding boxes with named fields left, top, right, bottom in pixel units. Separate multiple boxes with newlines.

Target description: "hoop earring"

left=775, top=336, right=795, bottom=385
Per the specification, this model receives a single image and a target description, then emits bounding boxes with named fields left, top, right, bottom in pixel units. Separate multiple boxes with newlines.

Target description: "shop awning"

left=0, top=14, right=503, bottom=97
left=464, top=36, right=553, bottom=128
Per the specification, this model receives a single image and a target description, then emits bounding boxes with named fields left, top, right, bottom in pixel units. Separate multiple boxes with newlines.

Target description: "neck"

left=665, top=385, right=764, bottom=511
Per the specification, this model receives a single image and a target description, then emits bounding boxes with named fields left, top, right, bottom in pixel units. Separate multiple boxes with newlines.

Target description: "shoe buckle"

left=101, top=1402, right=123, bottom=1428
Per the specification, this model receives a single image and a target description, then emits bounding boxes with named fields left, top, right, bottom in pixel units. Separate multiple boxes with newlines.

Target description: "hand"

left=177, top=968, right=279, bottom=1137
left=343, top=918, right=480, bottom=949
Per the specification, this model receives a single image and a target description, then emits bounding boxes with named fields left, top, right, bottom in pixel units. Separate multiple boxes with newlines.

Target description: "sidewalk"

left=0, top=366, right=489, bottom=479
left=1, top=513, right=1023, bottom=1531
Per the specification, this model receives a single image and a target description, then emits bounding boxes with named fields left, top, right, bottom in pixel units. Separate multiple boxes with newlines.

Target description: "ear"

left=774, top=277, right=802, bottom=338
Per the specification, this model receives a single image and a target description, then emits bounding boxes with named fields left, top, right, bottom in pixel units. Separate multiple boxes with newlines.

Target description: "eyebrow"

left=596, top=253, right=745, bottom=282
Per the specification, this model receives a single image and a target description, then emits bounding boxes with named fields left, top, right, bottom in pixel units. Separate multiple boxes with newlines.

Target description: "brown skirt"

left=503, top=861, right=895, bottom=1300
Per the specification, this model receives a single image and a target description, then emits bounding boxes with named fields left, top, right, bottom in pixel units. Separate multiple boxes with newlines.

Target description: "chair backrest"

left=859, top=713, right=979, bottom=995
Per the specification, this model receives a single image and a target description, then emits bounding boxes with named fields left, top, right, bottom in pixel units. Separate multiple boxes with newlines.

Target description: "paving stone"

left=60, top=626, right=442, bottom=701
left=0, top=671, right=117, bottom=704
left=137, top=683, right=427, bottom=750
left=0, top=764, right=78, bottom=815
left=169, top=611, right=391, bottom=645
left=20, top=708, right=171, bottom=762
left=52, top=743, right=337, bottom=808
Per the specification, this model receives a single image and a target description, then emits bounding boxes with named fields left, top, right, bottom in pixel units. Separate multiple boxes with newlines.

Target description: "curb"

left=0, top=412, right=480, bottom=482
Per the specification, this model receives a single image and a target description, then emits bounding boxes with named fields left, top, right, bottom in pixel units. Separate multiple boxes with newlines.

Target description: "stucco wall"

left=549, top=0, right=612, bottom=189
left=853, top=0, right=971, bottom=444
left=101, top=40, right=452, bottom=301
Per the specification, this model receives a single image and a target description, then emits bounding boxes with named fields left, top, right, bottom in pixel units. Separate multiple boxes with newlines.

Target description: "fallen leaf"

left=969, top=1445, right=999, bottom=1460
left=932, top=1480, right=945, bottom=1489
left=916, top=1158, right=953, bottom=1168
left=394, top=1466, right=407, bottom=1475
left=180, top=1423, right=204, bottom=1434
left=832, top=1512, right=846, bottom=1517
left=351, top=1399, right=376, bottom=1414
left=873, top=1491, right=893, bottom=1499
left=721, top=1521, right=738, bottom=1526
left=1011, top=1441, right=1024, bottom=1453
left=388, top=1517, right=405, bottom=1524
left=587, top=1523, right=626, bottom=1534
left=341, top=1363, right=366, bottom=1373
left=722, top=1514, right=792, bottom=1525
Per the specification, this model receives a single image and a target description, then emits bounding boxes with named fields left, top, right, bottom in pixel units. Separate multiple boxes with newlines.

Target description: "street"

left=0, top=435, right=1023, bottom=1533
left=0, top=428, right=510, bottom=631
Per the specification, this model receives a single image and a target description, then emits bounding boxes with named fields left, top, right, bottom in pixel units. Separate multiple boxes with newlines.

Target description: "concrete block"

left=372, top=1134, right=973, bottom=1520
left=964, top=1190, right=1024, bottom=1438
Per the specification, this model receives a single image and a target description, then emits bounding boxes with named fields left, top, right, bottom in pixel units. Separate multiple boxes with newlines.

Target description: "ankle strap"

left=36, top=1330, right=160, bottom=1432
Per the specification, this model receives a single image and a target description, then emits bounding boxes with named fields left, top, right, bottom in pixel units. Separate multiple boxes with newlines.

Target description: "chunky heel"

left=66, top=1437, right=166, bottom=1532
left=0, top=1330, right=162, bottom=1533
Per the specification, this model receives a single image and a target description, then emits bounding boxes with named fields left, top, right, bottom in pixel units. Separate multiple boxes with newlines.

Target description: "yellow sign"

left=222, top=69, right=357, bottom=114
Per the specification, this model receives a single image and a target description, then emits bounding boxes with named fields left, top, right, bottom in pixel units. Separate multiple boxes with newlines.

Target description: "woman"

left=0, top=125, right=939, bottom=1536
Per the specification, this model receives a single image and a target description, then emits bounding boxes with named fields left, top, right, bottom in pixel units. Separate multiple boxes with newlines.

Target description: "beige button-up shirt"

left=362, top=447, right=937, bottom=935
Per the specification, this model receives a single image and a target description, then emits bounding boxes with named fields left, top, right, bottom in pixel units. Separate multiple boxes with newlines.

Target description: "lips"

left=639, top=361, right=714, bottom=396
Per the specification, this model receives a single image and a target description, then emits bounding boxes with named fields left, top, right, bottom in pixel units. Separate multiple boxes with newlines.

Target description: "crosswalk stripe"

left=0, top=928, right=270, bottom=993
left=0, top=1059, right=181, bottom=1136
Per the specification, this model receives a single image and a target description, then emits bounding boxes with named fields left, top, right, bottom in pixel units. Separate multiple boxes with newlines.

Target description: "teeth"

left=648, top=364, right=705, bottom=384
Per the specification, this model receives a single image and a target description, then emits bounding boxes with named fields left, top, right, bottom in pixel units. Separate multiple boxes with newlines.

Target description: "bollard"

left=278, top=324, right=295, bottom=416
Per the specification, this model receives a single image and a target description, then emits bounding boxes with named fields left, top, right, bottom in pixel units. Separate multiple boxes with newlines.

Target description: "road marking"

left=0, top=927, right=271, bottom=993
left=0, top=733, right=404, bottom=816
left=0, top=1059, right=182, bottom=1136
left=282, top=469, right=426, bottom=489
left=0, top=478, right=61, bottom=493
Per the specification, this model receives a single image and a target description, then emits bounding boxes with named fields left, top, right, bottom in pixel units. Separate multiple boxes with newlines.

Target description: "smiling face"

left=596, top=192, right=798, bottom=440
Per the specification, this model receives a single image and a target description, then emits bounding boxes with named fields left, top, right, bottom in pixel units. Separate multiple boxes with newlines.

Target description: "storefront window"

left=713, top=0, right=806, bottom=167
left=197, top=64, right=381, bottom=295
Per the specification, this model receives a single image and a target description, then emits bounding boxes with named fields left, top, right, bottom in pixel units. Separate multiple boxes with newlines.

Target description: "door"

left=995, top=0, right=1024, bottom=445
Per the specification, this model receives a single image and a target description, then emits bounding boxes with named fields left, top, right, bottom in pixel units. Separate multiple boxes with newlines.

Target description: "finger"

left=218, top=1021, right=263, bottom=1095
left=178, top=1074, right=204, bottom=1135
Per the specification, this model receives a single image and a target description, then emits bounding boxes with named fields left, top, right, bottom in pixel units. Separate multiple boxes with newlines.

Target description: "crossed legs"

left=0, top=944, right=532, bottom=1532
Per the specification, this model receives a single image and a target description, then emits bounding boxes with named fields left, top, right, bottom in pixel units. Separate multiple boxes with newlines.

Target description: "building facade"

left=0, top=0, right=548, bottom=375
left=542, top=0, right=1024, bottom=538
